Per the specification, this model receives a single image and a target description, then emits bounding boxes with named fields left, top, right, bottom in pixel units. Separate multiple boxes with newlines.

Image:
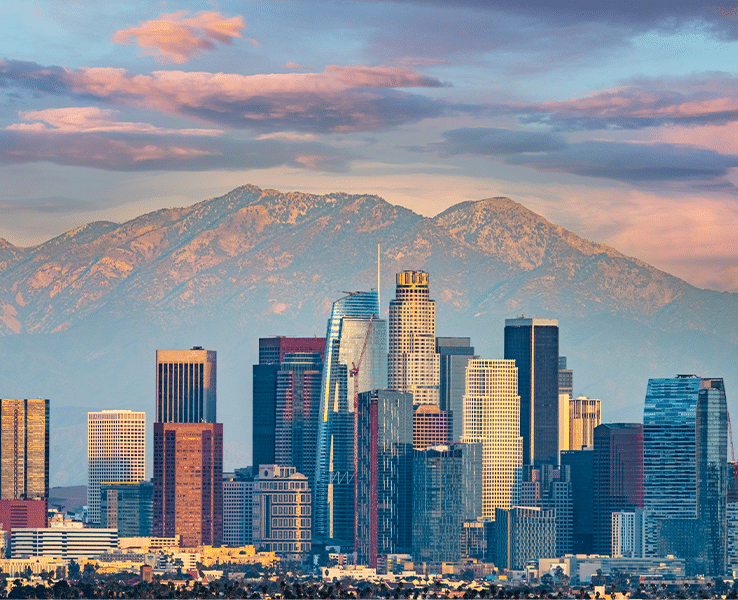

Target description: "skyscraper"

left=558, top=356, right=573, bottom=398
left=569, top=396, right=601, bottom=451
left=561, top=448, right=594, bottom=554
left=156, top=347, right=216, bottom=423
left=253, top=337, right=325, bottom=470
left=592, top=423, right=644, bottom=555
left=87, top=410, right=146, bottom=525
left=99, top=481, right=153, bottom=537
left=152, top=422, right=223, bottom=547
left=461, top=359, right=522, bottom=519
left=388, top=270, right=439, bottom=406
left=356, top=389, right=413, bottom=567
left=0, top=399, right=49, bottom=501
left=504, top=318, right=559, bottom=466
left=275, top=352, right=323, bottom=493
left=644, top=375, right=728, bottom=576
left=436, top=337, right=475, bottom=441
left=412, top=404, right=452, bottom=450
left=314, top=291, right=386, bottom=543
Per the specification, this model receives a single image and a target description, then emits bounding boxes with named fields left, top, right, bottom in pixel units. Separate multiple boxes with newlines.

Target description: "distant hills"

left=1, top=184, right=736, bottom=486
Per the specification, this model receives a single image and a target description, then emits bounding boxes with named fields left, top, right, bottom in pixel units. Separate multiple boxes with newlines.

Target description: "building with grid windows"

left=99, top=481, right=152, bottom=537
left=0, top=399, right=49, bottom=502
left=461, top=359, right=522, bottom=519
left=388, top=270, right=439, bottom=408
left=493, top=507, right=556, bottom=570
left=252, top=465, right=311, bottom=559
left=413, top=404, right=451, bottom=449
left=87, top=410, right=146, bottom=526
left=436, top=337, right=475, bottom=442
left=223, top=470, right=254, bottom=547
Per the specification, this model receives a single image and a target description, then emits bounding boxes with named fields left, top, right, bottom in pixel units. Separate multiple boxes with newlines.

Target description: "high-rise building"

left=569, top=396, right=601, bottom=451
left=592, top=423, right=644, bottom=555
left=356, top=390, right=413, bottom=567
left=412, top=442, right=482, bottom=564
left=99, top=481, right=153, bottom=537
left=558, top=356, right=573, bottom=398
left=152, top=422, right=223, bottom=547
left=461, top=359, right=522, bottom=519
left=0, top=399, right=49, bottom=501
left=252, top=465, right=311, bottom=559
left=611, top=509, right=652, bottom=558
left=493, top=507, right=556, bottom=570
left=436, top=337, right=475, bottom=441
left=561, top=448, right=594, bottom=554
left=315, top=291, right=386, bottom=543
left=253, top=338, right=325, bottom=470
left=644, top=375, right=728, bottom=576
left=223, top=469, right=254, bottom=547
left=156, top=347, right=216, bottom=423
left=388, top=271, right=439, bottom=407
left=518, top=466, right=572, bottom=557
left=504, top=318, right=559, bottom=466
left=412, top=404, right=452, bottom=450
left=275, top=352, right=323, bottom=493
left=87, top=410, right=146, bottom=525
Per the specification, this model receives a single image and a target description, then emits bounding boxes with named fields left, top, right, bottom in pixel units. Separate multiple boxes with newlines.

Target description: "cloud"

left=112, top=11, right=252, bottom=64
left=0, top=129, right=354, bottom=172
left=283, top=62, right=306, bottom=70
left=0, top=60, right=447, bottom=134
left=8, top=107, right=223, bottom=136
left=517, top=82, right=738, bottom=131
left=435, top=127, right=738, bottom=187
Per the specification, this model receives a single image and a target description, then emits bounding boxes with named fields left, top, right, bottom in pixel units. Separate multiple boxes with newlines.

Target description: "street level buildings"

left=87, top=410, right=146, bottom=525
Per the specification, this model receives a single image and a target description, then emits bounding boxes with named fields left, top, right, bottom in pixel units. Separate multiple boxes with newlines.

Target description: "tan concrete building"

left=0, top=399, right=49, bottom=501
left=412, top=404, right=452, bottom=449
left=156, top=348, right=216, bottom=423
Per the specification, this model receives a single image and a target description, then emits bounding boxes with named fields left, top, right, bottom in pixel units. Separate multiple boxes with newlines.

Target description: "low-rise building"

left=11, top=528, right=118, bottom=559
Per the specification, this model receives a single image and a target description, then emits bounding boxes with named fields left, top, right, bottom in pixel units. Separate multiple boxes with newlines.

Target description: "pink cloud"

left=0, top=61, right=446, bottom=133
left=7, top=107, right=222, bottom=136
left=283, top=62, right=306, bottom=70
left=112, top=11, right=251, bottom=64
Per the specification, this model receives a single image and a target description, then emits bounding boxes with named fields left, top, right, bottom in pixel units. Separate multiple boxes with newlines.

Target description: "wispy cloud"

left=112, top=11, right=252, bottom=64
left=0, top=60, right=447, bottom=133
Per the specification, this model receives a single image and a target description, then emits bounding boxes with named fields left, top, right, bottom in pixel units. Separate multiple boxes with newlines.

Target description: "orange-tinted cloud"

left=112, top=11, right=252, bottom=64
left=0, top=60, right=446, bottom=133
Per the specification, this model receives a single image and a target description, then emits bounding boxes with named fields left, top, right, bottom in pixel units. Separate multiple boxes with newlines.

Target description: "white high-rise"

left=388, top=270, right=439, bottom=406
left=87, top=410, right=146, bottom=525
left=462, top=359, right=523, bottom=519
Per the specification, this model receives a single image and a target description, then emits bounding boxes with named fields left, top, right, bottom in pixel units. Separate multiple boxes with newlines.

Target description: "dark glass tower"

left=436, top=337, right=475, bottom=442
left=252, top=338, right=325, bottom=471
left=644, top=375, right=728, bottom=576
left=592, top=423, right=644, bottom=555
left=561, top=448, right=594, bottom=554
left=504, top=317, right=559, bottom=466
left=356, top=389, right=413, bottom=567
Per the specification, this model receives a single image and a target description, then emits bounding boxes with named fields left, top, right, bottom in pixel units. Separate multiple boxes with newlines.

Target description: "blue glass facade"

left=314, top=291, right=387, bottom=543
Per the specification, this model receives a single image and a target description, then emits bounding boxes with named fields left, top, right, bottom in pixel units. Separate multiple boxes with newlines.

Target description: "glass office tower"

left=314, top=291, right=387, bottom=543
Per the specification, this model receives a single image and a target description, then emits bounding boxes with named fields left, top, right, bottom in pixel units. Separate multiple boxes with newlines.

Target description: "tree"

left=67, top=561, right=81, bottom=580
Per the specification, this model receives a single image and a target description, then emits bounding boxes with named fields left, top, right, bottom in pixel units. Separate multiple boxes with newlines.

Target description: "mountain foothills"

left=1, top=184, right=736, bottom=486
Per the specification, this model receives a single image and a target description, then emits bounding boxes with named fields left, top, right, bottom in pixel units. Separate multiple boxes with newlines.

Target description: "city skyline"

left=2, top=1, right=738, bottom=296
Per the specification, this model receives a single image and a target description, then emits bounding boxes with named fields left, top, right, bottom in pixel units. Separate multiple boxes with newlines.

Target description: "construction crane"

left=350, top=314, right=375, bottom=562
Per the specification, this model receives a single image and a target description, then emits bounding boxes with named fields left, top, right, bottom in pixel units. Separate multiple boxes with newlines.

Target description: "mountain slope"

left=0, top=184, right=735, bottom=485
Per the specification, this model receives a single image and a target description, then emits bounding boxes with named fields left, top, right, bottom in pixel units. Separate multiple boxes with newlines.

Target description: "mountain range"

left=1, top=184, right=736, bottom=486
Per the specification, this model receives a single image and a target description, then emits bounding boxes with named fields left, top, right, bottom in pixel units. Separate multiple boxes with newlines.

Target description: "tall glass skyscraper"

left=436, top=337, right=475, bottom=442
left=314, top=291, right=387, bottom=543
left=504, top=318, right=559, bottom=467
left=644, top=375, right=728, bottom=576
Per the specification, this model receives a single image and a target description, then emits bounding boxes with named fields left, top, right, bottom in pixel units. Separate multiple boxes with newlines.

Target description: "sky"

left=2, top=0, right=738, bottom=292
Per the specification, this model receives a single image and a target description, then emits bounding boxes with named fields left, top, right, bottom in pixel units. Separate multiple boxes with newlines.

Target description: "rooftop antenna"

left=377, top=240, right=381, bottom=318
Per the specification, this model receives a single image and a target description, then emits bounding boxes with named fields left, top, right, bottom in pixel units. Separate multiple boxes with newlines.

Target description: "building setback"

left=152, top=422, right=223, bottom=547
left=156, top=348, right=216, bottom=424
left=87, top=410, right=146, bottom=525
left=504, top=318, right=559, bottom=467
left=0, top=399, right=49, bottom=501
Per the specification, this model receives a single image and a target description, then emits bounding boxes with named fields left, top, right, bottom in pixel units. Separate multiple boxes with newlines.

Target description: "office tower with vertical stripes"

left=0, top=399, right=49, bottom=501
left=87, top=410, right=146, bottom=525
left=389, top=270, right=439, bottom=407
left=437, top=337, right=475, bottom=441
left=156, top=347, right=216, bottom=423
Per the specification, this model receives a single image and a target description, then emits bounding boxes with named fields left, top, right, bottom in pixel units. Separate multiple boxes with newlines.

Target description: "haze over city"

left=2, top=0, right=738, bottom=294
